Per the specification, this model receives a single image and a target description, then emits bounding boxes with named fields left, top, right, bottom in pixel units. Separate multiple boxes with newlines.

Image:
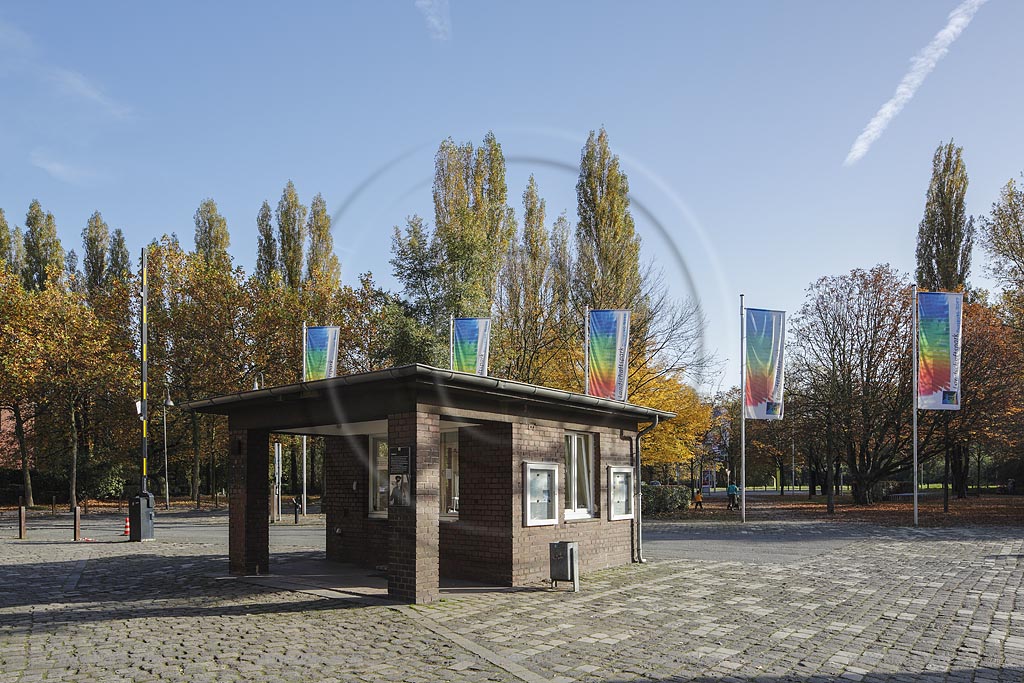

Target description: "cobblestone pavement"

left=1, top=513, right=1021, bottom=682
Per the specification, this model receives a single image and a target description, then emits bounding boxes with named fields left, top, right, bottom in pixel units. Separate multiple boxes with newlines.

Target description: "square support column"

left=228, top=428, right=269, bottom=575
left=388, top=411, right=440, bottom=603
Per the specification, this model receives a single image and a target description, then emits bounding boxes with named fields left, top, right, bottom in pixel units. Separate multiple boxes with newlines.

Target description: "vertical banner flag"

left=452, top=318, right=491, bottom=376
left=304, top=326, right=341, bottom=381
left=588, top=309, right=631, bottom=401
left=917, top=291, right=963, bottom=410
left=744, top=308, right=786, bottom=420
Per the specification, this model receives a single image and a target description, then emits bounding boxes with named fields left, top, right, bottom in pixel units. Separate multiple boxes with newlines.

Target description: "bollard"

left=293, top=498, right=300, bottom=525
left=18, top=506, right=26, bottom=539
left=73, top=506, right=81, bottom=541
left=52, top=496, right=56, bottom=515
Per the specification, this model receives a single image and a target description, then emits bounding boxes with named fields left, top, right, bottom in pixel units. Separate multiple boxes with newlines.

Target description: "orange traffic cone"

left=123, top=517, right=130, bottom=536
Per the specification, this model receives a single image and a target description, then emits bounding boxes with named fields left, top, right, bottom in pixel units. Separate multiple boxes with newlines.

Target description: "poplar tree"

left=255, top=200, right=278, bottom=286
left=305, top=193, right=340, bottom=287
left=494, top=176, right=554, bottom=383
left=276, top=181, right=307, bottom=290
left=916, top=140, right=974, bottom=291
left=107, top=229, right=130, bottom=283
left=0, top=209, right=11, bottom=270
left=66, top=249, right=84, bottom=293
left=194, top=198, right=231, bottom=267
left=914, top=140, right=975, bottom=510
left=430, top=132, right=515, bottom=316
left=82, top=211, right=110, bottom=295
left=21, top=200, right=64, bottom=291
left=10, top=227, right=26, bottom=278
left=573, top=127, right=642, bottom=310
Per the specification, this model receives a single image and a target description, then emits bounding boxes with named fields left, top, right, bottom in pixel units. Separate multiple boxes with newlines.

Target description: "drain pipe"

left=635, top=415, right=660, bottom=564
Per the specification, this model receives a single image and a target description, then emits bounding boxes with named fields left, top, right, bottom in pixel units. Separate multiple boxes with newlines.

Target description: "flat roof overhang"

left=180, top=364, right=675, bottom=433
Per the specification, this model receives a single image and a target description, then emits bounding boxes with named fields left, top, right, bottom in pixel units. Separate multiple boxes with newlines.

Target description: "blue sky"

left=1, top=1, right=1021, bottom=388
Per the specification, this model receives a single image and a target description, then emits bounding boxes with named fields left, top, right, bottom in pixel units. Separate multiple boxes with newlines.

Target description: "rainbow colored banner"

left=587, top=309, right=630, bottom=401
left=452, top=318, right=491, bottom=375
left=744, top=308, right=785, bottom=420
left=304, top=326, right=340, bottom=381
left=917, top=292, right=962, bottom=410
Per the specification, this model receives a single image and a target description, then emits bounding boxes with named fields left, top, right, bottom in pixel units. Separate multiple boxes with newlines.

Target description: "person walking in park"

left=726, top=482, right=739, bottom=510
left=692, top=488, right=704, bottom=510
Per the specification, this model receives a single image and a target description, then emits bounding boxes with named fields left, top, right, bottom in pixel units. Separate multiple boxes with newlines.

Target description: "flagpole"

left=481, top=319, right=491, bottom=377
left=912, top=285, right=919, bottom=527
left=301, top=321, right=307, bottom=516
left=740, top=294, right=746, bottom=523
left=584, top=306, right=590, bottom=394
left=140, top=247, right=149, bottom=496
left=449, top=315, right=454, bottom=370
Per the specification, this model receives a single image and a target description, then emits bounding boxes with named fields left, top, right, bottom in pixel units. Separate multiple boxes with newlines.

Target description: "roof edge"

left=179, top=364, right=675, bottom=420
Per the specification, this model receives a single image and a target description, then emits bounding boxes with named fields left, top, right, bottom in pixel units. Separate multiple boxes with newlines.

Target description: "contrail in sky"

left=843, top=0, right=987, bottom=167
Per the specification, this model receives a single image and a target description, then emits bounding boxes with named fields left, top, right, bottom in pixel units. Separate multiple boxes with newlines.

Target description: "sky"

left=1, top=1, right=1022, bottom=390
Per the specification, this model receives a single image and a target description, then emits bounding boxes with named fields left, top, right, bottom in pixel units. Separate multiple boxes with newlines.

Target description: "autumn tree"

left=107, top=228, right=130, bottom=283
left=0, top=268, right=39, bottom=504
left=390, top=133, right=516, bottom=365
left=915, top=140, right=976, bottom=509
left=82, top=211, right=111, bottom=296
left=634, top=374, right=711, bottom=484
left=574, top=128, right=642, bottom=311
left=916, top=140, right=974, bottom=292
left=32, top=274, right=129, bottom=509
left=493, top=176, right=559, bottom=384
left=21, top=200, right=64, bottom=291
left=276, top=181, right=307, bottom=291
left=789, top=265, right=914, bottom=504
left=255, top=200, right=278, bottom=287
left=194, top=198, right=231, bottom=268
left=0, top=209, right=12, bottom=269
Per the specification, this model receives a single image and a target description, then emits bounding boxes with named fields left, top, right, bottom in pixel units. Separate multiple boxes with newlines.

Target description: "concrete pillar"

left=387, top=411, right=440, bottom=603
left=228, top=428, right=270, bottom=575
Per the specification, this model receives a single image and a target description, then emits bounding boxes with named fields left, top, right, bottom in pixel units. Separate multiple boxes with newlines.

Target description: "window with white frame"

left=441, top=431, right=459, bottom=515
left=563, top=432, right=594, bottom=519
left=523, top=461, right=558, bottom=526
left=369, top=436, right=389, bottom=516
left=608, top=466, right=634, bottom=520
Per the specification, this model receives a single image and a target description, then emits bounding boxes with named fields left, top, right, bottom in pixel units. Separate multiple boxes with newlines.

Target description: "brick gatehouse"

left=183, top=364, right=672, bottom=604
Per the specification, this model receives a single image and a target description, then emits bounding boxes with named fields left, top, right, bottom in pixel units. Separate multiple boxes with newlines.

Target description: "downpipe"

left=634, top=416, right=661, bottom=564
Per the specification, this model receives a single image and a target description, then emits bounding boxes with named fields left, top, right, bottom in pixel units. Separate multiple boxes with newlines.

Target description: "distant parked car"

left=647, top=480, right=661, bottom=486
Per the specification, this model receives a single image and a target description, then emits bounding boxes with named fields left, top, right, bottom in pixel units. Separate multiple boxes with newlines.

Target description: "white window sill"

left=564, top=511, right=596, bottom=522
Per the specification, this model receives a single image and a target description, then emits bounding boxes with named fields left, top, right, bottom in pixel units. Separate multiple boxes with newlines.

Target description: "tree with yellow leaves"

left=632, top=373, right=711, bottom=484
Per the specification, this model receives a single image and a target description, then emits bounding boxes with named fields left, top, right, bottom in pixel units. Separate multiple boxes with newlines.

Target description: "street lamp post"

left=163, top=388, right=174, bottom=510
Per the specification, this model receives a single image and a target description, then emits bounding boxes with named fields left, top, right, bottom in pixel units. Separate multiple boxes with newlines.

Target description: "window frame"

left=368, top=435, right=389, bottom=518
left=563, top=432, right=595, bottom=520
left=440, top=430, right=459, bottom=517
left=523, top=461, right=558, bottom=527
left=607, top=465, right=635, bottom=521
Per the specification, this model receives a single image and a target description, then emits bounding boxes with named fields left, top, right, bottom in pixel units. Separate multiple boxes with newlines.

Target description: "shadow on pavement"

left=598, top=669, right=1024, bottom=683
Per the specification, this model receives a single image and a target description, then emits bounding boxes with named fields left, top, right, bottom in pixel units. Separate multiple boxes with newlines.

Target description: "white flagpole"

left=912, top=285, right=919, bottom=527
left=450, top=315, right=454, bottom=370
left=740, top=294, right=746, bottom=523
left=584, top=306, right=590, bottom=395
left=481, top=319, right=491, bottom=377
left=301, top=321, right=307, bottom=516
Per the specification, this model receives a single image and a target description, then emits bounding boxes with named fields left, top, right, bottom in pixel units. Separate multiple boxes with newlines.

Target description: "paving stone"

left=1, top=515, right=1022, bottom=681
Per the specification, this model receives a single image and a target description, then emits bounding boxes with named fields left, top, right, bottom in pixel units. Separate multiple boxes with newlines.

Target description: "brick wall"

left=323, top=434, right=388, bottom=568
left=320, top=414, right=637, bottom=594
left=510, top=421, right=634, bottom=585
left=387, top=411, right=440, bottom=604
left=439, top=422, right=513, bottom=584
left=227, top=428, right=269, bottom=575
